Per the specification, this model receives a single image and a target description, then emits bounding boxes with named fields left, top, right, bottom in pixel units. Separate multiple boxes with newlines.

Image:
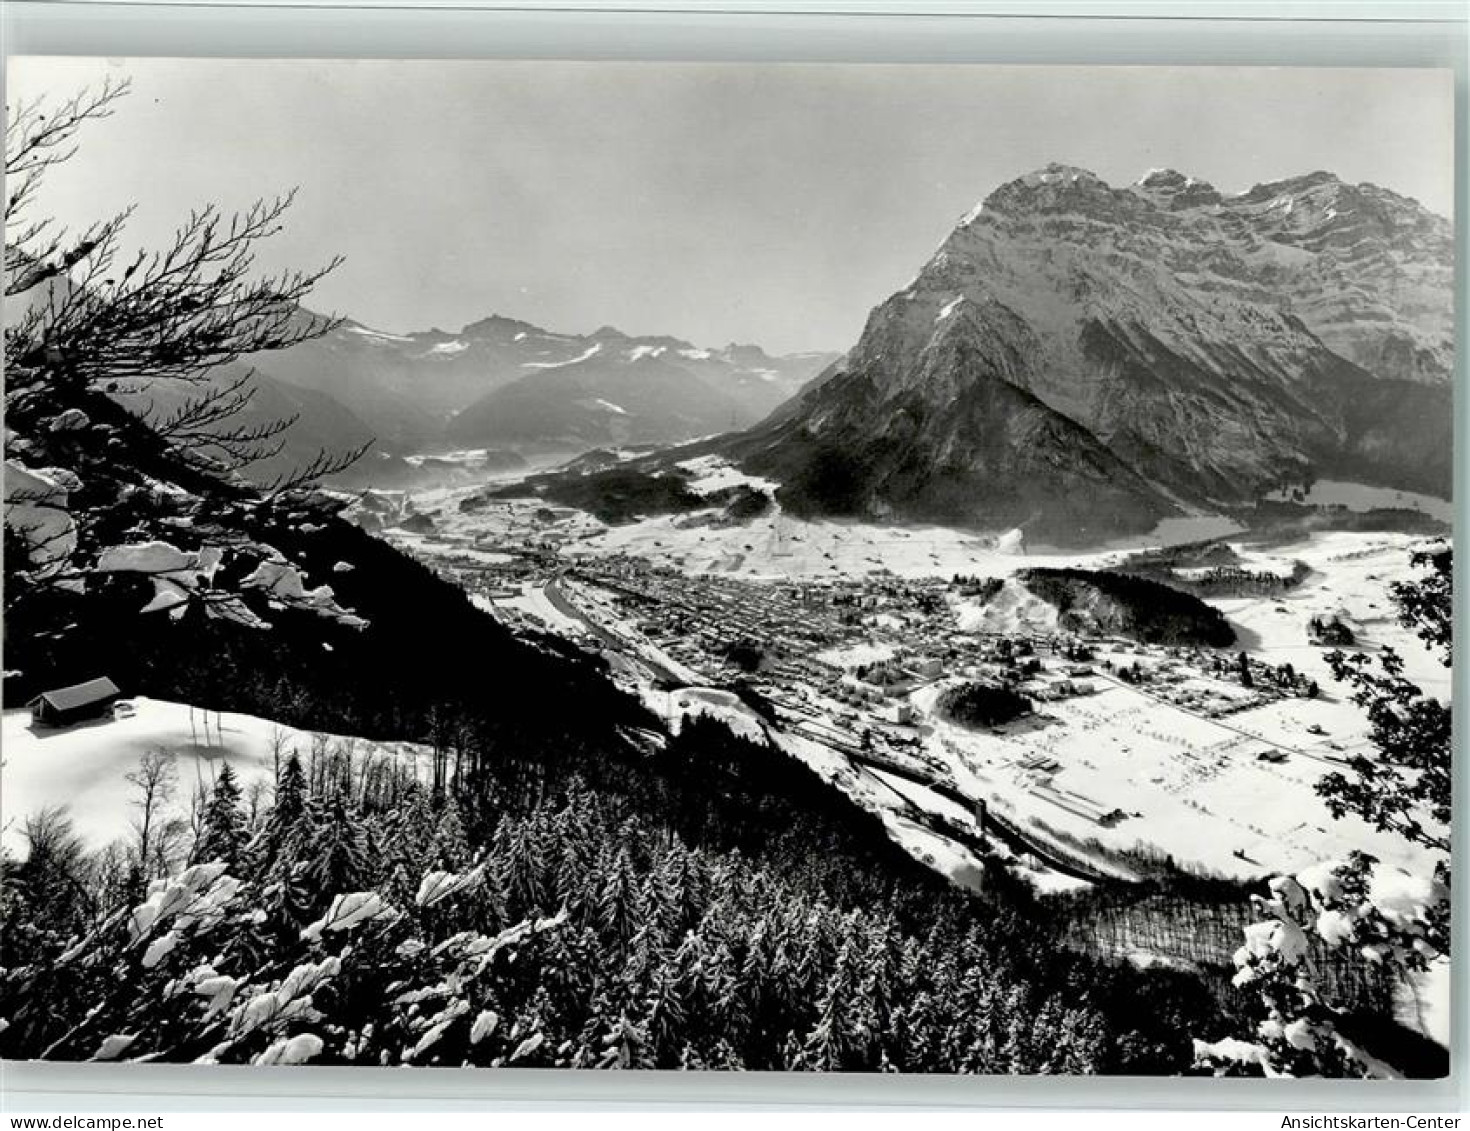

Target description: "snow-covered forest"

left=3, top=718, right=1229, bottom=1071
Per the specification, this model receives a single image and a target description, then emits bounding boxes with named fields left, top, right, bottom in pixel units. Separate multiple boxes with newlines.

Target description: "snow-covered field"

left=915, top=532, right=1449, bottom=882
left=1217, top=531, right=1450, bottom=699
left=673, top=455, right=780, bottom=497
left=381, top=458, right=1451, bottom=589
left=491, top=584, right=592, bottom=638
left=580, top=510, right=1113, bottom=579
left=929, top=679, right=1420, bottom=880
left=657, top=687, right=769, bottom=745
left=1, top=698, right=430, bottom=857
left=401, top=448, right=544, bottom=475
left=372, top=456, right=1358, bottom=582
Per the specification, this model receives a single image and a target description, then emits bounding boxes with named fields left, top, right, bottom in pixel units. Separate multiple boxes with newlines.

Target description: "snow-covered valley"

left=360, top=460, right=1449, bottom=901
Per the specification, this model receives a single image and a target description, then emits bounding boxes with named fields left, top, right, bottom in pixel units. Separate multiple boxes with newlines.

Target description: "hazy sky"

left=7, top=59, right=1455, bottom=354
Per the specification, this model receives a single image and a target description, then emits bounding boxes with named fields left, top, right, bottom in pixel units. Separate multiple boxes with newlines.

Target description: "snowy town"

left=350, top=467, right=1444, bottom=900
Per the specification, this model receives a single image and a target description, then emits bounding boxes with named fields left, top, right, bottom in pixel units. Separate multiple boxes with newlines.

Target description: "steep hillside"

left=1206, top=170, right=1454, bottom=385
left=736, top=302, right=1184, bottom=542
left=111, top=362, right=384, bottom=489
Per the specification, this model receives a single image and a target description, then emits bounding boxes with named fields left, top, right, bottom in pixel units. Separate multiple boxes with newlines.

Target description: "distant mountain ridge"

left=246, top=311, right=839, bottom=467
left=708, top=164, right=1453, bottom=544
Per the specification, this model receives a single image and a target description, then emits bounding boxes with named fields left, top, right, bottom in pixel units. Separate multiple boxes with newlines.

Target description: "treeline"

left=1115, top=535, right=1308, bottom=599
left=1131, top=562, right=1312, bottom=599
left=1202, top=652, right=1320, bottom=699
left=951, top=575, right=1005, bottom=602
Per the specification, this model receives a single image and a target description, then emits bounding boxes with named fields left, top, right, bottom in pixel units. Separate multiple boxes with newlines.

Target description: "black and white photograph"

left=0, top=58, right=1454, bottom=1078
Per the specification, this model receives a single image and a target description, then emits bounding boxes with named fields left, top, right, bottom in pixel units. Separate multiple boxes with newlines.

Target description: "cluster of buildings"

left=385, top=522, right=1320, bottom=850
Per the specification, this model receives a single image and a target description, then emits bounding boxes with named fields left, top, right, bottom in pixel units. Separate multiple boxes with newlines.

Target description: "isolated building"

left=877, top=702, right=915, bottom=725
left=28, top=676, right=122, bottom=727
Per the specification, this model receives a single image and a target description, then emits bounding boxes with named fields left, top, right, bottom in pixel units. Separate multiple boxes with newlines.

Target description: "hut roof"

left=30, top=676, right=121, bottom=712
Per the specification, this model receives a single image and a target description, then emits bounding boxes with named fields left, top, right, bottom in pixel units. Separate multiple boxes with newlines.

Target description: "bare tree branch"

left=263, top=439, right=374, bottom=496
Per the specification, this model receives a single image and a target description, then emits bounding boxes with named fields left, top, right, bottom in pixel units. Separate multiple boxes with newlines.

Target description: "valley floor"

left=359, top=471, right=1448, bottom=894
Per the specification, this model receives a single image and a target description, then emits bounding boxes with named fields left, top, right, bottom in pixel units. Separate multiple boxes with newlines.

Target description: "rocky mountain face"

left=251, top=314, right=837, bottom=462
left=722, top=165, right=1452, bottom=544
left=1201, top=170, right=1454, bottom=386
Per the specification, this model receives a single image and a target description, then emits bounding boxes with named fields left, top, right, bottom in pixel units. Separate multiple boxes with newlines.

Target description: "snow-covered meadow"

left=1, top=697, right=431, bottom=857
left=910, top=531, right=1450, bottom=883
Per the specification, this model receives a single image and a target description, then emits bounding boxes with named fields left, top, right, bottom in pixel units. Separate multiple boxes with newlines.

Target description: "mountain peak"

left=996, top=165, right=1109, bottom=198
left=1132, top=168, right=1222, bottom=209
left=1135, top=168, right=1209, bottom=190
left=973, top=164, right=1134, bottom=223
left=460, top=313, right=541, bottom=339
left=1236, top=170, right=1343, bottom=203
left=1025, top=162, right=1106, bottom=184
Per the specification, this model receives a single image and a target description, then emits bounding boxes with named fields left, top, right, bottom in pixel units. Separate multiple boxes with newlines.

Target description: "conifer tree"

left=496, top=816, right=548, bottom=916
left=598, top=847, right=644, bottom=955
left=554, top=835, right=591, bottom=919
left=192, top=763, right=246, bottom=866
left=596, top=1011, right=652, bottom=1069
left=259, top=858, right=315, bottom=946
left=303, top=794, right=370, bottom=895
left=431, top=803, right=471, bottom=870
left=642, top=961, right=686, bottom=1067
left=257, top=754, right=307, bottom=867
left=1048, top=1006, right=1107, bottom=1075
